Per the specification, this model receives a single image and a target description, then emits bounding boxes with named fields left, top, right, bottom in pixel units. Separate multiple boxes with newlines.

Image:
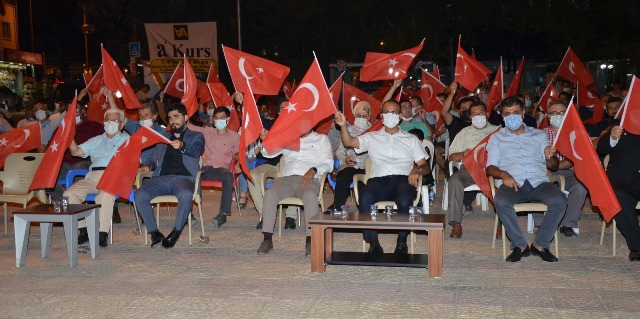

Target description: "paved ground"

left=1, top=181, right=639, bottom=318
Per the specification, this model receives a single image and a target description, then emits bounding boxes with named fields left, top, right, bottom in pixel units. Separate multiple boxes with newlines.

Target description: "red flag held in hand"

left=618, top=76, right=640, bottom=135
left=420, top=70, right=446, bottom=112
left=462, top=128, right=500, bottom=201
left=360, top=40, right=424, bottom=82
left=554, top=102, right=621, bottom=222
left=556, top=47, right=595, bottom=90
left=164, top=65, right=185, bottom=98
left=237, top=83, right=263, bottom=183
left=505, top=57, right=524, bottom=97
left=0, top=123, right=41, bottom=169
left=29, top=98, right=78, bottom=190
left=86, top=66, right=104, bottom=97
left=315, top=74, right=344, bottom=135
left=101, top=46, right=140, bottom=109
left=222, top=45, right=290, bottom=96
left=181, top=56, right=198, bottom=117
left=578, top=82, right=604, bottom=125
left=262, top=58, right=336, bottom=153
left=485, top=62, right=504, bottom=117
left=537, top=81, right=558, bottom=115
left=97, top=126, right=170, bottom=198
left=454, top=37, right=489, bottom=91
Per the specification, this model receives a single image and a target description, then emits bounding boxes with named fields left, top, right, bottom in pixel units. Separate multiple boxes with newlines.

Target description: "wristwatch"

left=417, top=166, right=424, bottom=174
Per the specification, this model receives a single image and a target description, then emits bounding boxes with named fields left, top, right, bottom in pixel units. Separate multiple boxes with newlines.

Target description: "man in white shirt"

left=256, top=130, right=333, bottom=256
left=335, top=100, right=430, bottom=254
left=447, top=101, right=497, bottom=238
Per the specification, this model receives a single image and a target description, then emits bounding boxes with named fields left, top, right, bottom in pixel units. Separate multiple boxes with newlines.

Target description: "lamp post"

left=80, top=2, right=95, bottom=74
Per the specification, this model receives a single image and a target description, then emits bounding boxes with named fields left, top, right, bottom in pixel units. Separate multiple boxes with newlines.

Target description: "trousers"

left=135, top=175, right=195, bottom=232
left=262, top=175, right=320, bottom=236
left=63, top=170, right=115, bottom=233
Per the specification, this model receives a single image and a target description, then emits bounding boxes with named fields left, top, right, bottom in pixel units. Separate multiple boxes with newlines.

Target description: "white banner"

left=144, top=22, right=217, bottom=73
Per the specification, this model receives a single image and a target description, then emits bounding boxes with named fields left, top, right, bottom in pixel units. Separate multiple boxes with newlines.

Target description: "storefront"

left=2, top=48, right=43, bottom=110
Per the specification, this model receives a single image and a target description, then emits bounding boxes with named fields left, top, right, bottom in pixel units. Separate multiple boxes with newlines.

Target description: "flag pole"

left=552, top=101, right=574, bottom=148
left=619, top=76, right=637, bottom=128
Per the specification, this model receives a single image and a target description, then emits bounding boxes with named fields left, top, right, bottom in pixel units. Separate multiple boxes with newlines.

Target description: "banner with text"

left=144, top=22, right=217, bottom=73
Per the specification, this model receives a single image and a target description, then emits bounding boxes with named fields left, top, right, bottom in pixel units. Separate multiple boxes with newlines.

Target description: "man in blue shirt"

left=486, top=97, right=567, bottom=262
left=65, top=108, right=129, bottom=247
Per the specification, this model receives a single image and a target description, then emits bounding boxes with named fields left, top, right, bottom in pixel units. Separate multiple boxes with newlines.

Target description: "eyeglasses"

left=104, top=119, right=121, bottom=124
left=548, top=111, right=566, bottom=116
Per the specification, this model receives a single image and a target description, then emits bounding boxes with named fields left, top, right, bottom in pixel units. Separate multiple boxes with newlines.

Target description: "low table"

left=13, top=204, right=101, bottom=268
left=309, top=213, right=446, bottom=278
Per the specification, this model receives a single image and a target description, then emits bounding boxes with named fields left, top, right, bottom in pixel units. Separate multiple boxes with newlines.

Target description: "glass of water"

left=369, top=204, right=378, bottom=217
left=340, top=205, right=348, bottom=218
left=385, top=205, right=394, bottom=215
left=52, top=199, right=62, bottom=212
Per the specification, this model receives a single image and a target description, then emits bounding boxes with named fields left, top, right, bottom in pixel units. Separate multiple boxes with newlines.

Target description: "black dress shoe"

left=284, top=217, right=296, bottom=230
left=559, top=226, right=577, bottom=237
left=394, top=240, right=408, bottom=254
left=506, top=246, right=530, bottom=262
left=256, top=220, right=263, bottom=229
left=212, top=213, right=226, bottom=228
left=162, top=228, right=182, bottom=249
left=99, top=232, right=109, bottom=247
left=78, top=227, right=89, bottom=245
left=530, top=244, right=558, bottom=262
left=368, top=239, right=384, bottom=254
left=629, top=251, right=640, bottom=261
left=150, top=230, right=165, bottom=248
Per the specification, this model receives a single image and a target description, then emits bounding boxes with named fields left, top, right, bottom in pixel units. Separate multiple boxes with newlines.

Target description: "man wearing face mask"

left=34, top=99, right=65, bottom=152
left=531, top=100, right=587, bottom=237
left=51, top=101, right=103, bottom=198
left=135, top=103, right=205, bottom=248
left=446, top=101, right=497, bottom=238
left=326, top=101, right=372, bottom=213
left=65, top=108, right=130, bottom=248
left=188, top=106, right=239, bottom=227
left=399, top=100, right=432, bottom=141
left=486, top=97, right=567, bottom=262
left=17, top=108, right=37, bottom=128
left=335, top=100, right=430, bottom=254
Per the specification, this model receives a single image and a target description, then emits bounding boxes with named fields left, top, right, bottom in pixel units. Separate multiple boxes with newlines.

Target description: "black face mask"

left=461, top=110, right=471, bottom=122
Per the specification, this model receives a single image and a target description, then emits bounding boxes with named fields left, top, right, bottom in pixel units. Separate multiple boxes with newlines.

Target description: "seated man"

left=326, top=101, right=371, bottom=213
left=446, top=101, right=497, bottom=238
left=188, top=106, right=239, bottom=227
left=65, top=108, right=129, bottom=247
left=256, top=129, right=333, bottom=256
left=135, top=103, right=205, bottom=248
left=336, top=100, right=429, bottom=254
left=486, top=97, right=567, bottom=262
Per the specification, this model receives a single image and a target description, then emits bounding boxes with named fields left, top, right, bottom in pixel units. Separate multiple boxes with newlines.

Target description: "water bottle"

left=428, top=189, right=436, bottom=207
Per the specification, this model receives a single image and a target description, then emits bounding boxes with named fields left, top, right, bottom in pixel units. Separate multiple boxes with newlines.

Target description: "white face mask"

left=354, top=117, right=369, bottom=129
left=207, top=109, right=215, bottom=116
left=471, top=115, right=487, bottom=129
left=549, top=115, right=564, bottom=128
left=411, top=107, right=420, bottom=116
left=75, top=116, right=82, bottom=124
left=382, top=113, right=400, bottom=129
left=563, top=87, right=571, bottom=93
left=140, top=119, right=153, bottom=128
left=401, top=116, right=413, bottom=122
left=104, top=121, right=120, bottom=135
left=215, top=119, right=228, bottom=130
left=35, top=110, right=47, bottom=121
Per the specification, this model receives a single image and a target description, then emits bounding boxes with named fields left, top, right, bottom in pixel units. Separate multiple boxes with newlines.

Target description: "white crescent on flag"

left=568, top=62, right=576, bottom=75
left=13, top=128, right=31, bottom=148
left=473, top=142, right=487, bottom=162
left=401, top=53, right=416, bottom=59
left=569, top=130, right=582, bottom=161
left=298, top=83, right=319, bottom=112
left=244, top=112, right=250, bottom=129
left=455, top=54, right=464, bottom=76
left=239, top=57, right=254, bottom=81
left=423, top=84, right=433, bottom=99
left=175, top=79, right=185, bottom=92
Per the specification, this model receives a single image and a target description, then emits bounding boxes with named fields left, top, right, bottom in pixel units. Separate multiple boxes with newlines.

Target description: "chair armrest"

left=413, top=175, right=423, bottom=206
left=65, top=169, right=90, bottom=188
left=488, top=176, right=497, bottom=199
left=547, top=174, right=566, bottom=192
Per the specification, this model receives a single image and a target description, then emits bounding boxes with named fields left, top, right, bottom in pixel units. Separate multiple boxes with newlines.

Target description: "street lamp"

left=80, top=2, right=95, bottom=74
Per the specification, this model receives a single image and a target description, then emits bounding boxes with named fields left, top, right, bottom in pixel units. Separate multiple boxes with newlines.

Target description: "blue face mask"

left=215, top=119, right=228, bottom=130
left=504, top=114, right=523, bottom=130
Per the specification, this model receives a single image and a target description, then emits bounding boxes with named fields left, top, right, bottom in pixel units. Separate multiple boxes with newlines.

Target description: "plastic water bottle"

left=428, top=189, right=436, bottom=207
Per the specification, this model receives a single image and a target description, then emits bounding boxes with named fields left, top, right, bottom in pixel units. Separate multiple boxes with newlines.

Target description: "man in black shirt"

left=135, top=104, right=205, bottom=248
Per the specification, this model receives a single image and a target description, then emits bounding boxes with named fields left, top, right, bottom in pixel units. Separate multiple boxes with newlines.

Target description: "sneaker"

left=257, top=240, right=273, bottom=254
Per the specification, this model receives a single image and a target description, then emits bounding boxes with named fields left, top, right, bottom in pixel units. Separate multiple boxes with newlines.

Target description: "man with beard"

left=135, top=103, right=205, bottom=249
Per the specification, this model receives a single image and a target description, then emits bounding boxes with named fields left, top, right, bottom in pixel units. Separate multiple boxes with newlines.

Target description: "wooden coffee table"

left=13, top=204, right=101, bottom=268
left=308, top=213, right=445, bottom=278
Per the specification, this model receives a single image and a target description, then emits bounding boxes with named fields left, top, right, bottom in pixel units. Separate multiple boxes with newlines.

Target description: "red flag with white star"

left=97, top=126, right=170, bottom=198
left=360, top=40, right=424, bottom=82
left=262, top=58, right=336, bottom=153
left=101, top=45, right=140, bottom=109
left=164, top=65, right=185, bottom=98
left=222, top=45, right=290, bottom=96
left=453, top=37, right=489, bottom=91
left=238, top=82, right=263, bottom=183
left=86, top=66, right=104, bottom=97
left=0, top=123, right=41, bottom=169
left=462, top=127, right=500, bottom=201
left=618, top=76, right=640, bottom=135
left=29, top=98, right=78, bottom=190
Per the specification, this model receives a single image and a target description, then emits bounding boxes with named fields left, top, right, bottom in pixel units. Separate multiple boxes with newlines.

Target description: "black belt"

left=91, top=167, right=107, bottom=171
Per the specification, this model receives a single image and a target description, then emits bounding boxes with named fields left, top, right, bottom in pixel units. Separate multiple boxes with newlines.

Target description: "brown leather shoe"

left=450, top=224, right=462, bottom=238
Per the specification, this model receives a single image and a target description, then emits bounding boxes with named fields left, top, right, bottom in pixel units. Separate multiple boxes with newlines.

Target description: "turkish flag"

left=469, top=48, right=492, bottom=76
left=83, top=72, right=93, bottom=88
left=554, top=102, right=621, bottom=222
left=238, top=83, right=263, bottom=183
left=97, top=126, right=170, bottom=198
left=485, top=62, right=504, bottom=117
left=0, top=123, right=41, bottom=169
left=181, top=56, right=198, bottom=117
left=164, top=65, right=185, bottom=98
left=208, top=82, right=234, bottom=108
left=315, top=73, right=343, bottom=135
left=262, top=58, right=336, bottom=153
left=505, top=56, right=524, bottom=97
left=578, top=81, right=605, bottom=125
left=432, top=65, right=440, bottom=81
left=196, top=80, right=212, bottom=103
left=420, top=70, right=446, bottom=112
left=461, top=128, right=500, bottom=201
left=29, top=98, right=78, bottom=190
left=86, top=66, right=104, bottom=97
left=282, top=80, right=294, bottom=99
left=360, top=40, right=424, bottom=82
left=227, top=106, right=241, bottom=132
left=454, top=37, right=489, bottom=91
left=556, top=47, right=595, bottom=90
left=618, top=76, right=640, bottom=135
left=207, top=62, right=220, bottom=83
left=222, top=45, right=290, bottom=96
left=343, top=83, right=382, bottom=125
left=101, top=46, right=140, bottom=109
left=538, top=81, right=558, bottom=115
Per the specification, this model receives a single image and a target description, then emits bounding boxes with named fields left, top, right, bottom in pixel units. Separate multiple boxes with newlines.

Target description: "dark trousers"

left=201, top=166, right=234, bottom=215
left=612, top=180, right=640, bottom=252
left=330, top=167, right=365, bottom=209
left=135, top=175, right=195, bottom=232
left=358, top=175, right=417, bottom=243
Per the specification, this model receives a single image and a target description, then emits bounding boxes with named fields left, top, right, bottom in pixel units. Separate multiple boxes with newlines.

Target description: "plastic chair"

left=489, top=175, right=564, bottom=259
left=142, top=158, right=205, bottom=246
left=0, top=153, right=45, bottom=234
left=200, top=158, right=242, bottom=216
left=442, top=160, right=489, bottom=211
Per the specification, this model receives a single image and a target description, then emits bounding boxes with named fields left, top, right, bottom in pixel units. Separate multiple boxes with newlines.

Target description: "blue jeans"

left=358, top=175, right=417, bottom=242
left=494, top=180, right=567, bottom=249
left=135, top=175, right=195, bottom=232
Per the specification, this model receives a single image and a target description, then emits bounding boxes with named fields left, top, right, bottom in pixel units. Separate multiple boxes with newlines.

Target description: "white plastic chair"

left=442, top=160, right=489, bottom=211
left=0, top=153, right=45, bottom=234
